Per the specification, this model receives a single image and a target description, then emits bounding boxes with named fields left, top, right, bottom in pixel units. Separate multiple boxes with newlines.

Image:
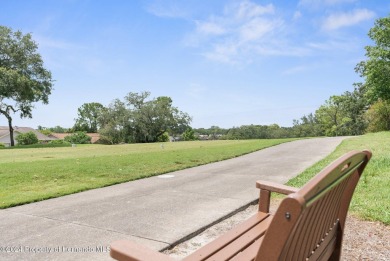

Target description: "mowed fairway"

left=0, top=139, right=295, bottom=208
left=287, top=132, right=390, bottom=225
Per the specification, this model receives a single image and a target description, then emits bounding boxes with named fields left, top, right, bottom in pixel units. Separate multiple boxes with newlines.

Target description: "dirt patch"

left=165, top=201, right=390, bottom=260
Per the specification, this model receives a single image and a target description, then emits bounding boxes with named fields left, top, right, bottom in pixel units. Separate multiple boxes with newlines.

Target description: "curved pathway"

left=0, top=137, right=348, bottom=260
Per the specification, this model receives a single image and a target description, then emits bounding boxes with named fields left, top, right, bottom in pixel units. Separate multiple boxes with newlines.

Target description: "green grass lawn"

left=0, top=138, right=295, bottom=208
left=286, top=132, right=390, bottom=225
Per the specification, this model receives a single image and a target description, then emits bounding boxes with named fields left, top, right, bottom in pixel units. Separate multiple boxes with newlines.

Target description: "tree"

left=0, top=26, right=53, bottom=146
left=98, top=99, right=133, bottom=144
left=315, top=96, right=350, bottom=136
left=355, top=15, right=390, bottom=102
left=64, top=131, right=92, bottom=144
left=15, top=131, right=39, bottom=145
left=125, top=93, right=191, bottom=142
left=99, top=92, right=192, bottom=144
left=293, top=113, right=324, bottom=137
left=182, top=127, right=196, bottom=141
left=73, top=102, right=105, bottom=132
left=365, top=99, right=390, bottom=132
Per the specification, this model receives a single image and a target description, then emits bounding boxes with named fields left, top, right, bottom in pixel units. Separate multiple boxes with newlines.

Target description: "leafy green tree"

left=15, top=131, right=39, bottom=145
left=49, top=126, right=71, bottom=133
left=293, top=113, right=324, bottom=137
left=0, top=26, right=53, bottom=146
left=182, top=127, right=196, bottom=141
left=315, top=96, right=349, bottom=136
left=64, top=131, right=91, bottom=144
left=365, top=99, right=390, bottom=132
left=74, top=102, right=105, bottom=132
left=98, top=99, right=132, bottom=144
left=157, top=132, right=170, bottom=142
left=100, top=92, right=192, bottom=144
left=126, top=93, right=192, bottom=142
left=355, top=15, right=390, bottom=102
left=38, top=129, right=52, bottom=136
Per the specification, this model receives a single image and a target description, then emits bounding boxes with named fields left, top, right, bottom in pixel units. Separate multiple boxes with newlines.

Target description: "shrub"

left=0, top=143, right=5, bottom=148
left=49, top=140, right=71, bottom=145
left=15, top=131, right=39, bottom=145
left=182, top=128, right=197, bottom=141
left=64, top=131, right=91, bottom=144
left=157, top=132, right=170, bottom=142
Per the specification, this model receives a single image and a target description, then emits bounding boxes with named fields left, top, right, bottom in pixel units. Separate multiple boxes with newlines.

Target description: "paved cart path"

left=0, top=137, right=349, bottom=260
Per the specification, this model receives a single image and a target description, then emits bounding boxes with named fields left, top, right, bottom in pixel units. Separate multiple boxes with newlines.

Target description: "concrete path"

left=0, top=137, right=348, bottom=260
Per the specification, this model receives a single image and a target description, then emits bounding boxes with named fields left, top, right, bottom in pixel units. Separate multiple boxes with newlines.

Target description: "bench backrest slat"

left=255, top=150, right=371, bottom=261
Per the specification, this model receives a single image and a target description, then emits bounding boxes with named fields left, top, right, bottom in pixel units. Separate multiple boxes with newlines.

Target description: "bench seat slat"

left=205, top=217, right=271, bottom=261
left=230, top=238, right=263, bottom=261
left=184, top=212, right=270, bottom=261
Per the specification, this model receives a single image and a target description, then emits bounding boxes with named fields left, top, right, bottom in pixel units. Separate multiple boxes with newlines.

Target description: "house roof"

left=51, top=133, right=101, bottom=143
left=0, top=129, right=9, bottom=139
left=0, top=126, right=57, bottom=141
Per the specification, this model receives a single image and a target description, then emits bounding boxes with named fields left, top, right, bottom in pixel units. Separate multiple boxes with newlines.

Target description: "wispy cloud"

left=35, top=35, right=82, bottom=50
left=299, top=0, right=357, bottom=8
left=322, top=9, right=375, bottom=30
left=282, top=65, right=311, bottom=75
left=146, top=1, right=188, bottom=19
left=184, top=1, right=290, bottom=64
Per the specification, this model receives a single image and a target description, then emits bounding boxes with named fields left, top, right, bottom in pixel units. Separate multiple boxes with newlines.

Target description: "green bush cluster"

left=15, top=132, right=39, bottom=145
left=64, top=131, right=91, bottom=144
left=49, top=139, right=71, bottom=145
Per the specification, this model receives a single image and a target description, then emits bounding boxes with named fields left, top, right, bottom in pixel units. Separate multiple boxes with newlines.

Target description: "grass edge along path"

left=0, top=138, right=296, bottom=209
left=286, top=132, right=390, bottom=225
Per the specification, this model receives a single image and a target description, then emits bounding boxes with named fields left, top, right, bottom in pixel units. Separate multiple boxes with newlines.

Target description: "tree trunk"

left=7, top=116, right=15, bottom=146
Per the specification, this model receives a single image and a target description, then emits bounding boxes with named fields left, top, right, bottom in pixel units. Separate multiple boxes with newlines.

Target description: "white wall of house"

left=0, top=134, right=13, bottom=147
left=0, top=132, right=24, bottom=147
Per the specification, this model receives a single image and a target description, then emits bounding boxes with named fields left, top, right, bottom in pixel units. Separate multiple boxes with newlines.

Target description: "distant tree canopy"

left=0, top=26, right=53, bottom=146
left=38, top=125, right=72, bottom=133
left=98, top=91, right=192, bottom=144
left=73, top=102, right=105, bottom=132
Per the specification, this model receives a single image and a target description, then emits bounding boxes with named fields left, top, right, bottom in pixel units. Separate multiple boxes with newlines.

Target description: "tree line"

left=54, top=91, right=192, bottom=144
left=197, top=15, right=390, bottom=140
left=194, top=15, right=390, bottom=141
left=293, top=15, right=390, bottom=137
left=2, top=14, right=390, bottom=146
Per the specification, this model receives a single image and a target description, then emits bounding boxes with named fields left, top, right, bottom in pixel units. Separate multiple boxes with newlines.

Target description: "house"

left=0, top=126, right=57, bottom=147
left=51, top=133, right=102, bottom=144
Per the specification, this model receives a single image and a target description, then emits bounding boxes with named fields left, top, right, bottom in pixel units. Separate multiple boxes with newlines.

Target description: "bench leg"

left=259, top=189, right=271, bottom=213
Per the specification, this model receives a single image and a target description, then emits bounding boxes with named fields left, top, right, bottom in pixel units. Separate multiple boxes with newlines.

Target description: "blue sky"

left=1, top=0, right=389, bottom=129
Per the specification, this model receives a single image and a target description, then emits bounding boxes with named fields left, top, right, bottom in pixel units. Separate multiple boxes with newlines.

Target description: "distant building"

left=0, top=126, right=57, bottom=147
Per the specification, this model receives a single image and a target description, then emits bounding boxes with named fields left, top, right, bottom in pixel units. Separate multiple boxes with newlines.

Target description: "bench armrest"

left=256, top=180, right=299, bottom=213
left=110, top=240, right=174, bottom=261
left=256, top=180, right=299, bottom=195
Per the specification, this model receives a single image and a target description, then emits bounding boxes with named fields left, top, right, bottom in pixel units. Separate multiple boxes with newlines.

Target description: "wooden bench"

left=110, top=150, right=372, bottom=261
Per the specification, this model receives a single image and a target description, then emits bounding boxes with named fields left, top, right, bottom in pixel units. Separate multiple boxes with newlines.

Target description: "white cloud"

left=282, top=65, right=310, bottom=75
left=196, top=20, right=226, bottom=35
left=146, top=2, right=188, bottom=19
left=299, top=0, right=356, bottom=8
left=185, top=1, right=288, bottom=64
left=293, top=11, right=302, bottom=20
left=232, top=1, right=274, bottom=20
left=239, top=17, right=277, bottom=42
left=322, top=9, right=375, bottom=30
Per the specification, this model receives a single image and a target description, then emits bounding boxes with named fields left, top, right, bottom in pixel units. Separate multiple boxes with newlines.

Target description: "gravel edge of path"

left=165, top=200, right=390, bottom=260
